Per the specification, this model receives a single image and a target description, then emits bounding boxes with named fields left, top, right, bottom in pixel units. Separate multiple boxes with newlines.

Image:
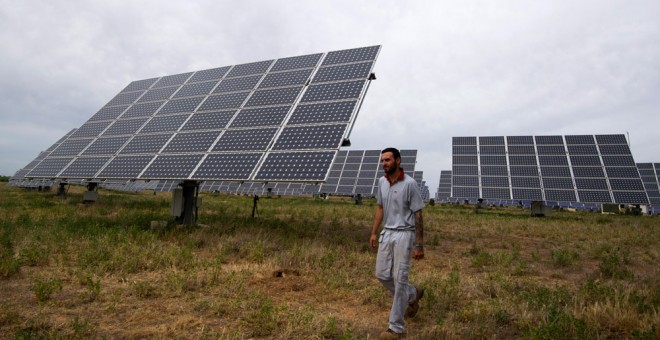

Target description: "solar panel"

left=436, top=170, right=452, bottom=201
left=449, top=134, right=648, bottom=204
left=21, top=46, right=380, bottom=183
left=316, top=149, right=418, bottom=196
left=637, top=163, right=660, bottom=205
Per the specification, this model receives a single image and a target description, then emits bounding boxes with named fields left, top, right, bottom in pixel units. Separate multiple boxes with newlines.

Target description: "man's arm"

left=413, top=209, right=424, bottom=260
left=370, top=205, right=383, bottom=249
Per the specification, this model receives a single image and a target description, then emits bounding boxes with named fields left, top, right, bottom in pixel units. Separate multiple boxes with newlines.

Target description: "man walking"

left=370, top=147, right=425, bottom=339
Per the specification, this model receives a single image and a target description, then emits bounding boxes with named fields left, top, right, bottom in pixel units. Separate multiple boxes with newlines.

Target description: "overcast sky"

left=1, top=1, right=659, bottom=195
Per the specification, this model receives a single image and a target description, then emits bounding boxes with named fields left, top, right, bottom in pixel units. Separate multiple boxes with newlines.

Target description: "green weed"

left=31, top=276, right=63, bottom=303
left=551, top=248, right=580, bottom=267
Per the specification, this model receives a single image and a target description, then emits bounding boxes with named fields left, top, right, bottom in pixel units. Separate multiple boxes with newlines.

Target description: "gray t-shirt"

left=376, top=173, right=425, bottom=230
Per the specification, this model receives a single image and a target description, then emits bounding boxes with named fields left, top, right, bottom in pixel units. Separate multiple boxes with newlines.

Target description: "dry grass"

left=0, top=182, right=658, bottom=339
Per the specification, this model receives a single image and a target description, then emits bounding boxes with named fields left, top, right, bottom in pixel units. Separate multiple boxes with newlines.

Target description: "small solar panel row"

left=319, top=149, right=417, bottom=196
left=450, top=135, right=648, bottom=204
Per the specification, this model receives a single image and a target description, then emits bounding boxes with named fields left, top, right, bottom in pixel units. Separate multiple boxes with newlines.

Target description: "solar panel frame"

left=449, top=134, right=648, bottom=204
left=25, top=46, right=381, bottom=184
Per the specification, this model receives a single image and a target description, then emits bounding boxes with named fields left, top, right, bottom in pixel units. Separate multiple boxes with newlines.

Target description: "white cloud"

left=1, top=0, right=659, bottom=195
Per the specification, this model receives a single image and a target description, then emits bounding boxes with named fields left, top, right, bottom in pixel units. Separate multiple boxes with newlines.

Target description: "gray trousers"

left=375, top=229, right=418, bottom=333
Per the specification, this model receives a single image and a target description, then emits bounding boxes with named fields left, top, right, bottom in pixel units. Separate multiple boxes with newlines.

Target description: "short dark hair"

left=381, top=147, right=401, bottom=160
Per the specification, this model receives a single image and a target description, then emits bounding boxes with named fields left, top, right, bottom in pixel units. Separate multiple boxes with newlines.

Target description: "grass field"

left=0, top=182, right=658, bottom=339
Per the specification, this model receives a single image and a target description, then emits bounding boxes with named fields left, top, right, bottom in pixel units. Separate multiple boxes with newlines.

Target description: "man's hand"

left=413, top=247, right=424, bottom=260
left=370, top=233, right=378, bottom=249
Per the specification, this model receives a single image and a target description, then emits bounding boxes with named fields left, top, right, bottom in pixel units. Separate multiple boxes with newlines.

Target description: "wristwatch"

left=414, top=243, right=424, bottom=249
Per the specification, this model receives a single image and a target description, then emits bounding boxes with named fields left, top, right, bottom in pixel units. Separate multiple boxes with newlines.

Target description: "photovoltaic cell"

left=259, top=69, right=314, bottom=88
left=453, top=145, right=478, bottom=154
left=180, top=110, right=235, bottom=131
left=479, top=136, right=505, bottom=145
left=229, top=106, right=290, bottom=128
left=481, top=176, right=510, bottom=187
left=565, top=135, right=595, bottom=144
left=97, top=155, right=154, bottom=178
left=226, top=60, right=274, bottom=78
left=578, top=190, right=612, bottom=203
left=59, top=157, right=110, bottom=178
left=507, top=136, right=534, bottom=145
left=605, top=167, right=640, bottom=178
left=572, top=167, right=605, bottom=178
left=188, top=66, right=231, bottom=83
left=288, top=101, right=357, bottom=124
left=537, top=145, right=566, bottom=155
left=173, top=80, right=218, bottom=98
left=480, top=166, right=508, bottom=176
left=153, top=72, right=193, bottom=88
left=82, top=136, right=130, bottom=155
left=141, top=154, right=204, bottom=179
left=119, top=134, right=172, bottom=154
left=138, top=86, right=179, bottom=103
left=567, top=144, right=598, bottom=155
left=453, top=165, right=478, bottom=176
left=50, top=138, right=94, bottom=156
left=542, top=177, right=574, bottom=190
left=453, top=155, right=478, bottom=165
left=273, top=124, right=347, bottom=150
left=301, top=80, right=365, bottom=102
left=254, top=151, right=335, bottom=181
left=158, top=97, right=205, bottom=115
left=545, top=190, right=576, bottom=202
left=270, top=53, right=322, bottom=72
left=245, top=86, right=303, bottom=107
left=89, top=106, right=128, bottom=121
left=575, top=178, right=609, bottom=190
left=163, top=131, right=220, bottom=153
left=102, top=118, right=149, bottom=136
left=312, top=61, right=373, bottom=83
left=214, top=75, right=262, bottom=93
left=198, top=92, right=250, bottom=111
left=535, top=135, right=563, bottom=145
left=479, top=145, right=506, bottom=154
left=569, top=155, right=602, bottom=166
left=106, top=91, right=144, bottom=106
left=213, top=128, right=277, bottom=151
left=140, top=114, right=190, bottom=133
left=510, top=166, right=539, bottom=176
left=322, top=46, right=379, bottom=66
left=26, top=157, right=74, bottom=177
left=122, top=101, right=165, bottom=118
left=453, top=136, right=477, bottom=145
left=453, top=186, right=479, bottom=198
left=511, top=177, right=541, bottom=188
left=596, top=134, right=627, bottom=144
left=121, top=78, right=158, bottom=93
left=602, top=156, right=635, bottom=166
left=193, top=153, right=262, bottom=179
left=70, top=121, right=112, bottom=138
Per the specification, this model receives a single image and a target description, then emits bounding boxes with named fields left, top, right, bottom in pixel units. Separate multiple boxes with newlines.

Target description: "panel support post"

left=83, top=182, right=99, bottom=203
left=252, top=195, right=259, bottom=218
left=57, top=182, right=67, bottom=196
left=176, top=181, right=199, bottom=226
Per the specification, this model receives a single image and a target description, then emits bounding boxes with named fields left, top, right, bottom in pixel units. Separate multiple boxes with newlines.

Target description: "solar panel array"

left=21, top=46, right=380, bottom=184
left=436, top=170, right=452, bottom=201
left=636, top=163, right=660, bottom=206
left=451, top=135, right=648, bottom=204
left=9, top=129, right=78, bottom=188
left=319, top=149, right=417, bottom=196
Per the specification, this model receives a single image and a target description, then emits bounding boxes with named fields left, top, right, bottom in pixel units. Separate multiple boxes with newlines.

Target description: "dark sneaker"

left=380, top=328, right=405, bottom=339
left=406, top=285, right=424, bottom=318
